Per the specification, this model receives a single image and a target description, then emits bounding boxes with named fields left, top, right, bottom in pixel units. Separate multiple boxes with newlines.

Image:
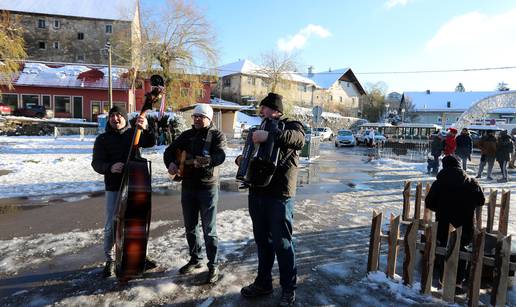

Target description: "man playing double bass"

left=236, top=93, right=305, bottom=306
left=92, top=106, right=156, bottom=278
left=164, top=104, right=226, bottom=284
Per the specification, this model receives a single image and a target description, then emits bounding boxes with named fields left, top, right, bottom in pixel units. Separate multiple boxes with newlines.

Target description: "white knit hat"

left=193, top=104, right=213, bottom=121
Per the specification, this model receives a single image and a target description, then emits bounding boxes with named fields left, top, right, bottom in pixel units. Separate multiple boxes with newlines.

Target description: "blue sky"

left=143, top=0, right=516, bottom=93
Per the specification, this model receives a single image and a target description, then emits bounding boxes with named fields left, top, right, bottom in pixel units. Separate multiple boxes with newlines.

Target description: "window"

left=347, top=82, right=350, bottom=87
left=223, top=78, right=231, bottom=87
left=77, top=32, right=84, bottom=40
left=42, top=95, right=51, bottom=109
left=53, top=41, right=59, bottom=49
left=105, top=25, right=113, bottom=34
left=54, top=96, right=71, bottom=114
left=330, top=95, right=333, bottom=101
left=77, top=54, right=85, bottom=62
left=53, top=20, right=60, bottom=29
left=73, top=97, right=83, bottom=118
left=1, top=94, right=18, bottom=110
left=195, top=89, right=204, bottom=98
left=38, top=19, right=46, bottom=28
left=38, top=41, right=46, bottom=49
left=339, top=97, right=343, bottom=102
left=180, top=88, right=189, bottom=97
left=304, top=85, right=307, bottom=92
left=22, top=94, right=39, bottom=108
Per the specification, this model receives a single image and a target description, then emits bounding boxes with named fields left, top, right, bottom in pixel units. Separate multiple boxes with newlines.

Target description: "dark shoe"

left=455, top=285, right=466, bottom=295
left=486, top=176, right=494, bottom=180
left=475, top=175, right=481, bottom=179
left=241, top=282, right=273, bottom=298
left=205, top=266, right=220, bottom=284
left=278, top=290, right=296, bottom=306
left=102, top=261, right=113, bottom=278
left=497, top=178, right=508, bottom=183
left=179, top=259, right=202, bottom=274
left=145, top=258, right=157, bottom=271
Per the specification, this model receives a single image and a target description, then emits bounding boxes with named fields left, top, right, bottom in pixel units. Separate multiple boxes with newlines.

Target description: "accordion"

left=236, top=118, right=285, bottom=187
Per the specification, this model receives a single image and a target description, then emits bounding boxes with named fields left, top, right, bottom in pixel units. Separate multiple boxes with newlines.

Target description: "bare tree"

left=255, top=50, right=298, bottom=93
left=0, top=12, right=26, bottom=90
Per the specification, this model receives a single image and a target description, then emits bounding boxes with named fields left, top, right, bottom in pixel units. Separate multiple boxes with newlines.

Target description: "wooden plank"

left=442, top=226, right=462, bottom=303
left=420, top=221, right=438, bottom=295
left=414, top=182, right=422, bottom=220
left=475, top=206, right=482, bottom=230
left=403, top=220, right=419, bottom=286
left=367, top=210, right=383, bottom=272
left=402, top=181, right=411, bottom=221
left=467, top=229, right=485, bottom=307
left=486, top=190, right=497, bottom=233
left=425, top=182, right=431, bottom=196
left=498, top=190, right=510, bottom=236
left=491, top=235, right=511, bottom=307
left=387, top=214, right=400, bottom=278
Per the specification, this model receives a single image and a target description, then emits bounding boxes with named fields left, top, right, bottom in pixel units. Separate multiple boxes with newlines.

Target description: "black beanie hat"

left=108, top=105, right=128, bottom=121
left=260, top=92, right=283, bottom=114
left=442, top=155, right=460, bottom=169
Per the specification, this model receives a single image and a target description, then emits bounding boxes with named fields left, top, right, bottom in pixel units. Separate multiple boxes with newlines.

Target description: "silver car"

left=335, top=129, right=356, bottom=147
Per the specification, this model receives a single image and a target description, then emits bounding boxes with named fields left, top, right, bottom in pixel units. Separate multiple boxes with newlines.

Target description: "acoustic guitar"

left=171, top=149, right=211, bottom=182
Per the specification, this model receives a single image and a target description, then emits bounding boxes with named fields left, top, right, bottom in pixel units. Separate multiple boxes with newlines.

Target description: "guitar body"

left=115, top=159, right=152, bottom=281
left=172, top=150, right=187, bottom=182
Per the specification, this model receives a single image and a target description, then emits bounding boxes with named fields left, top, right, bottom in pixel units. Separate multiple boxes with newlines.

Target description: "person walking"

left=236, top=93, right=305, bottom=306
left=476, top=131, right=497, bottom=180
left=91, top=106, right=156, bottom=278
left=455, top=128, right=473, bottom=171
left=164, top=104, right=226, bottom=284
left=443, top=128, right=457, bottom=156
left=495, top=130, right=514, bottom=183
left=429, top=134, right=443, bottom=175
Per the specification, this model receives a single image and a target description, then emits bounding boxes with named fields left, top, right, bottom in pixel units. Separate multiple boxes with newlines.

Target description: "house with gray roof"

left=0, top=0, right=141, bottom=66
left=401, top=90, right=516, bottom=125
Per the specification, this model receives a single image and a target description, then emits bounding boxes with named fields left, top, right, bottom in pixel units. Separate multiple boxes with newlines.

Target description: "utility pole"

left=106, top=41, right=113, bottom=109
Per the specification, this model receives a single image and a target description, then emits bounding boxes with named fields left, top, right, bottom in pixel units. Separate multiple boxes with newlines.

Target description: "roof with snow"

left=14, top=62, right=130, bottom=89
left=402, top=91, right=516, bottom=112
left=302, top=68, right=366, bottom=95
left=0, top=0, right=138, bottom=21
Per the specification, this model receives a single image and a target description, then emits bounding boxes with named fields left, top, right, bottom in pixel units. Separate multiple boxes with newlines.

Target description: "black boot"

left=102, top=261, right=113, bottom=278
left=145, top=258, right=157, bottom=271
left=278, top=290, right=296, bottom=306
left=205, top=265, right=220, bottom=284
left=241, top=282, right=273, bottom=298
left=179, top=259, right=202, bottom=274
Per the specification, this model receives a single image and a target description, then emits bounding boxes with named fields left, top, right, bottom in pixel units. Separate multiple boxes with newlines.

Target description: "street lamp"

left=401, top=108, right=405, bottom=123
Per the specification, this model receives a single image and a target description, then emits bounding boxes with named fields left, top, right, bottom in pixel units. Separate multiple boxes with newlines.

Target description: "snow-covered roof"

left=402, top=91, right=513, bottom=112
left=293, top=106, right=345, bottom=119
left=15, top=62, right=129, bottom=89
left=302, top=68, right=350, bottom=89
left=0, top=0, right=138, bottom=21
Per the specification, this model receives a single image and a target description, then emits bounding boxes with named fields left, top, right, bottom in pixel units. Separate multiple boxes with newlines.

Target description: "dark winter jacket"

left=496, top=133, right=514, bottom=162
left=163, top=124, right=226, bottom=190
left=249, top=118, right=305, bottom=198
left=478, top=134, right=497, bottom=157
left=430, top=136, right=443, bottom=156
left=92, top=122, right=156, bottom=191
left=425, top=156, right=485, bottom=246
left=455, top=133, right=473, bottom=158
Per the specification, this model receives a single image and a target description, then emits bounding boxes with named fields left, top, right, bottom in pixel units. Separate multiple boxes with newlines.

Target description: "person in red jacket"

left=443, top=128, right=458, bottom=156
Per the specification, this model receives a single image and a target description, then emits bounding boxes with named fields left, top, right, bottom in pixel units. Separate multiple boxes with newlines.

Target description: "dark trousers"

left=181, top=186, right=219, bottom=268
left=248, top=194, right=297, bottom=292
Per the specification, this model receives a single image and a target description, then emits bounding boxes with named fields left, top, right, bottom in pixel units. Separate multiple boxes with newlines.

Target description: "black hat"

left=108, top=105, right=128, bottom=121
left=260, top=92, right=283, bottom=114
left=442, top=155, right=460, bottom=169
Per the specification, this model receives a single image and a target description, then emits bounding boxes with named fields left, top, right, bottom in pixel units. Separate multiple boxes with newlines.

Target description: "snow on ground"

left=1, top=137, right=515, bottom=306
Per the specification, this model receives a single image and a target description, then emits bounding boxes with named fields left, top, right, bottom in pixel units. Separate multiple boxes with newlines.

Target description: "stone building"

left=0, top=0, right=141, bottom=66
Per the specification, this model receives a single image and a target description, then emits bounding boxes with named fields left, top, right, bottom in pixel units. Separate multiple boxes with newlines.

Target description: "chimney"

left=328, top=67, right=332, bottom=72
left=308, top=66, right=314, bottom=78
left=426, top=89, right=430, bottom=94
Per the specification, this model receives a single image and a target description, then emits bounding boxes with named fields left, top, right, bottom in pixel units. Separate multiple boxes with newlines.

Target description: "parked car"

left=313, top=127, right=334, bottom=141
left=356, top=130, right=386, bottom=145
left=13, top=104, right=47, bottom=118
left=334, top=129, right=356, bottom=147
left=0, top=103, right=12, bottom=115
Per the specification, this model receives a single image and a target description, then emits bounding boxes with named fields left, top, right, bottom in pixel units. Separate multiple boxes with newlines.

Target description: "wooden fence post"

left=387, top=214, right=400, bottom=278
left=467, top=229, right=485, bottom=307
left=414, top=182, right=422, bottom=220
left=442, top=226, right=462, bottom=303
left=367, top=210, right=383, bottom=272
left=475, top=206, right=482, bottom=230
left=402, top=181, right=411, bottom=221
left=423, top=182, right=432, bottom=224
left=421, top=221, right=438, bottom=295
left=498, top=190, right=510, bottom=236
left=486, top=190, right=497, bottom=233
left=403, top=220, right=419, bottom=286
left=491, top=235, right=511, bottom=307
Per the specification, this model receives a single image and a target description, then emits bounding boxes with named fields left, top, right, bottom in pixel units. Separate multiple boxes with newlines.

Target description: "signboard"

left=312, top=105, right=323, bottom=124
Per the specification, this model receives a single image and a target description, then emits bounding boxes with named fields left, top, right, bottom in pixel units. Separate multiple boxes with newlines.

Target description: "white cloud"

left=385, top=0, right=411, bottom=9
left=277, top=24, right=331, bottom=52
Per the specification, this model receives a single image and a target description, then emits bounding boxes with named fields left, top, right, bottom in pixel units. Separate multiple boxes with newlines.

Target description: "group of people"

left=92, top=92, right=304, bottom=306
left=428, top=127, right=515, bottom=182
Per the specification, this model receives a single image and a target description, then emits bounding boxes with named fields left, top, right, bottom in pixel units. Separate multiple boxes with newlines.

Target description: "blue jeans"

left=248, top=194, right=297, bottom=292
left=181, top=186, right=219, bottom=268
left=104, top=191, right=120, bottom=262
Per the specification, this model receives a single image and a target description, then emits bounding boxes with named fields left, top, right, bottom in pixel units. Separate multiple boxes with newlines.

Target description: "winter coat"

left=92, top=123, right=156, bottom=191
left=455, top=133, right=473, bottom=158
left=163, top=124, right=226, bottom=190
left=495, top=134, right=514, bottom=162
left=430, top=136, right=443, bottom=156
left=425, top=160, right=484, bottom=246
left=478, top=134, right=497, bottom=157
left=443, top=135, right=457, bottom=156
left=250, top=118, right=305, bottom=198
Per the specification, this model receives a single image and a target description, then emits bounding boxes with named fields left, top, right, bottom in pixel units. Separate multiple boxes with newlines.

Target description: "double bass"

left=114, top=75, right=164, bottom=283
